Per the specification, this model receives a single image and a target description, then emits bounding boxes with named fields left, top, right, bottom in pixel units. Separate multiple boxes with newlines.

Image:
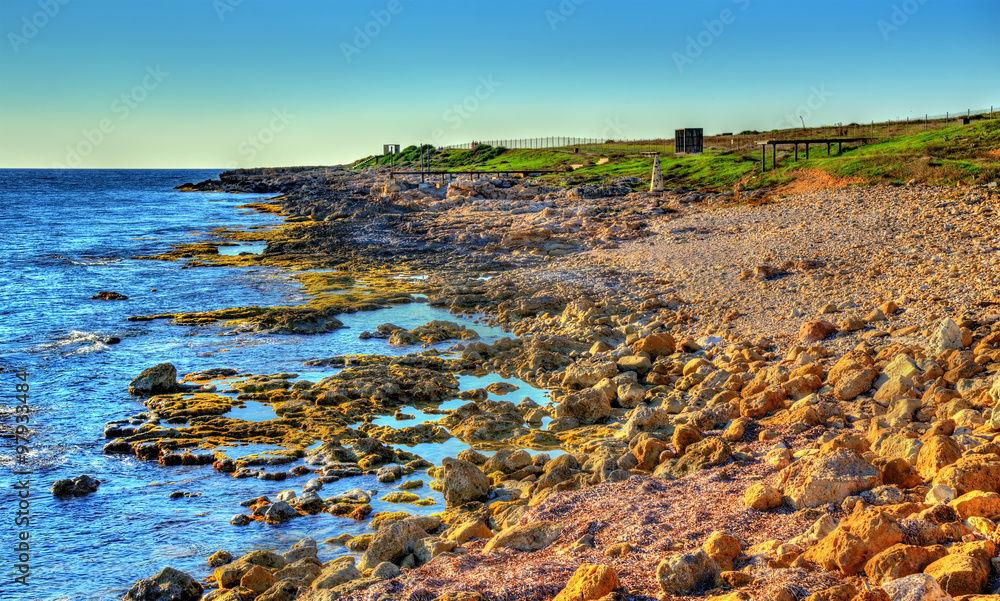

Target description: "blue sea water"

left=0, top=170, right=552, bottom=601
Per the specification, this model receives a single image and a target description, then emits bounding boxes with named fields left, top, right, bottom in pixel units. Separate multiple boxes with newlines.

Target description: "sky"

left=0, top=0, right=997, bottom=169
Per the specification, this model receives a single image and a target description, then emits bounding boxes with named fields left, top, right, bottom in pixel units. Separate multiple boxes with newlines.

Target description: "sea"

left=0, top=170, right=552, bottom=600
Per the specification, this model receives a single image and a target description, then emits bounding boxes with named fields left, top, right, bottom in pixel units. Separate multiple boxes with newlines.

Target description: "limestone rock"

left=927, top=318, right=963, bottom=356
left=128, top=363, right=179, bottom=395
left=779, top=448, right=880, bottom=509
left=556, top=388, right=612, bottom=424
left=864, top=544, right=947, bottom=586
left=631, top=332, right=676, bottom=358
left=482, top=521, right=564, bottom=554
left=562, top=359, right=618, bottom=389
left=215, top=551, right=287, bottom=589
left=803, top=507, right=903, bottom=575
left=917, top=436, right=963, bottom=481
left=552, top=563, right=619, bottom=601
left=881, top=573, right=952, bottom=601
left=122, top=567, right=203, bottom=601
left=702, top=531, right=741, bottom=571
left=441, top=457, right=490, bottom=508
left=744, top=483, right=782, bottom=510
left=656, top=549, right=719, bottom=595
left=948, top=490, right=1000, bottom=520
left=358, top=519, right=428, bottom=570
left=923, top=553, right=989, bottom=597
left=241, top=565, right=277, bottom=595
left=932, top=455, right=1000, bottom=496
left=799, top=320, right=838, bottom=343
left=670, top=437, right=732, bottom=478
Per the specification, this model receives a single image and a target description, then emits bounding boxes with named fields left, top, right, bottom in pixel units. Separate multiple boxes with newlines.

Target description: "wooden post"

left=772, top=143, right=776, bottom=169
left=761, top=145, right=766, bottom=172
left=805, top=143, right=809, bottom=160
left=827, top=142, right=831, bottom=156
left=794, top=143, right=798, bottom=162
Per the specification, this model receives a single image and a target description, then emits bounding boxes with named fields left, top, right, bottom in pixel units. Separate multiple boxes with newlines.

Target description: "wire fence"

left=438, top=106, right=997, bottom=157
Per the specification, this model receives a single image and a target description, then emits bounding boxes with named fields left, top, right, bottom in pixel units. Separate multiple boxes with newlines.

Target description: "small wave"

left=31, top=330, right=118, bottom=355
left=41, top=253, right=123, bottom=267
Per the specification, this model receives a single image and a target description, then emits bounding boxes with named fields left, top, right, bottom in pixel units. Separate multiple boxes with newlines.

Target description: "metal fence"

left=437, top=106, right=996, bottom=156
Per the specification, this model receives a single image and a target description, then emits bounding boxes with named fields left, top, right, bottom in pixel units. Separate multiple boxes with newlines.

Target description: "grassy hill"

left=352, top=116, right=1000, bottom=192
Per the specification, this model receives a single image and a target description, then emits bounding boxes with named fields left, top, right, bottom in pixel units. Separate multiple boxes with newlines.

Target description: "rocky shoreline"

left=118, top=166, right=1000, bottom=601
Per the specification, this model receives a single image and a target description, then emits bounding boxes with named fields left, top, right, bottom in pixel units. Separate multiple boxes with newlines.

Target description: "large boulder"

left=778, top=448, right=880, bottom=509
left=655, top=549, right=719, bottom=595
left=803, top=507, right=903, bottom=575
left=122, top=567, right=203, bottom=601
left=441, top=457, right=489, bottom=508
left=923, top=552, right=990, bottom=597
left=669, top=437, right=732, bottom=478
left=864, top=544, right=947, bottom=586
left=128, top=363, right=179, bottom=395
left=932, top=455, right=1000, bottom=496
left=556, top=388, right=611, bottom=424
left=482, top=521, right=564, bottom=554
left=358, top=519, right=429, bottom=570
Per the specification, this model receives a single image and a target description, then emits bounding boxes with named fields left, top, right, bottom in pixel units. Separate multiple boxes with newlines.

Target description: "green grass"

left=351, top=117, right=1000, bottom=191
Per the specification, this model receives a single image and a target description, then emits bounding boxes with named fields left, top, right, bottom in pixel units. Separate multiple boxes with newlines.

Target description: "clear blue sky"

left=0, top=0, right=997, bottom=168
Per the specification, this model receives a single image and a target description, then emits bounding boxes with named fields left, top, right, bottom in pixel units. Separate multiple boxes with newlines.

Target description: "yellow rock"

left=552, top=564, right=619, bottom=601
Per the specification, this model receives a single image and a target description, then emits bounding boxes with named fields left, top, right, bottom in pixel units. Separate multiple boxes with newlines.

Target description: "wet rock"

left=230, top=514, right=251, bottom=526
left=92, top=290, right=128, bottom=300
left=442, top=457, right=490, bottom=508
left=552, top=564, right=619, bottom=601
left=122, top=566, right=203, bottom=601
left=215, top=550, right=287, bottom=588
left=264, top=501, right=300, bottom=524
left=778, top=448, right=880, bottom=509
left=482, top=520, right=564, bottom=554
left=128, top=363, right=179, bottom=395
left=51, top=474, right=101, bottom=496
left=656, top=549, right=719, bottom=595
left=207, top=550, right=233, bottom=567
